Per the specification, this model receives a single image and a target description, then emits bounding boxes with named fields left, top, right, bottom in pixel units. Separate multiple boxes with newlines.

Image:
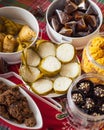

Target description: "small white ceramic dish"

left=0, top=77, right=43, bottom=129
left=0, top=6, right=39, bottom=64
left=46, top=0, right=103, bottom=50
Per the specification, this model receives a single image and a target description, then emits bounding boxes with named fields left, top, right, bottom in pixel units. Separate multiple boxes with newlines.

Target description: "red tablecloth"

left=0, top=0, right=104, bottom=130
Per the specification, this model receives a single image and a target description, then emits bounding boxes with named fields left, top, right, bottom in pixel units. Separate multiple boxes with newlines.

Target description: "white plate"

left=19, top=30, right=81, bottom=98
left=0, top=77, right=43, bottom=129
left=44, top=91, right=64, bottom=97
left=24, top=82, right=64, bottom=98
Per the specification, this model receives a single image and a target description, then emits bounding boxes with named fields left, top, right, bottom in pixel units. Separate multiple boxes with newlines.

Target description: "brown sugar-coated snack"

left=0, top=81, right=36, bottom=127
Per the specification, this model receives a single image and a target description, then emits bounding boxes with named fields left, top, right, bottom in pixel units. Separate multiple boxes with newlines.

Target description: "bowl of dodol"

left=46, top=0, right=103, bottom=50
left=0, top=6, right=39, bottom=64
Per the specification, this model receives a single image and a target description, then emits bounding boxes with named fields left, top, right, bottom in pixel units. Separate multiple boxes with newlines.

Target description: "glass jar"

left=66, top=73, right=104, bottom=130
left=81, top=33, right=104, bottom=75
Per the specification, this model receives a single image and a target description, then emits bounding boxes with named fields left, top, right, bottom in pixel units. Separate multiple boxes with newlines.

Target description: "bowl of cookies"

left=0, top=6, right=39, bottom=64
left=46, top=0, right=103, bottom=50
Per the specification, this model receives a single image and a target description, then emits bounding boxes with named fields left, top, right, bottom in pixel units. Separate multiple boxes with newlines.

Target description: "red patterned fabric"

left=0, top=0, right=104, bottom=130
left=0, top=74, right=74, bottom=130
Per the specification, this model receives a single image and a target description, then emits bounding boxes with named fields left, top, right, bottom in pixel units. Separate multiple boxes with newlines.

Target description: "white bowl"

left=46, top=0, right=103, bottom=50
left=0, top=6, right=39, bottom=64
left=0, top=77, right=43, bottom=129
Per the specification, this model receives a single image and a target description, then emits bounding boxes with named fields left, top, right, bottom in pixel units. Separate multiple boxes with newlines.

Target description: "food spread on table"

left=0, top=0, right=104, bottom=129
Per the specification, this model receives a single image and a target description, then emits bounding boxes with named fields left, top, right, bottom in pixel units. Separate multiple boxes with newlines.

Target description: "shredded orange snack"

left=89, top=36, right=104, bottom=61
left=81, top=36, right=104, bottom=75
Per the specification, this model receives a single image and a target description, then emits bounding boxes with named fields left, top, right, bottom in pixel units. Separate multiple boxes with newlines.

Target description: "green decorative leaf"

left=56, top=113, right=68, bottom=120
